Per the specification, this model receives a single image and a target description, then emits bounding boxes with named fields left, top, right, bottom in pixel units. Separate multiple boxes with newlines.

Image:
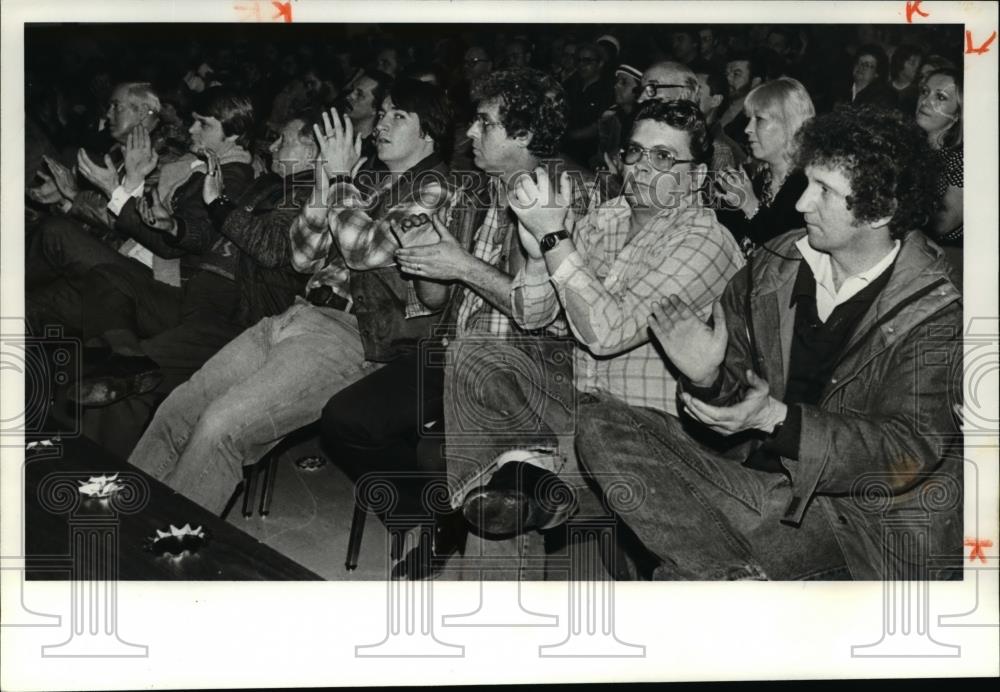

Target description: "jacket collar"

left=753, top=229, right=961, bottom=344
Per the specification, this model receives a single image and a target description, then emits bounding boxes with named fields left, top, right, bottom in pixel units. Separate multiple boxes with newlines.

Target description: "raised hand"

left=312, top=107, right=366, bottom=179
left=202, top=150, right=223, bottom=205
left=394, top=214, right=472, bottom=281
left=123, top=124, right=159, bottom=191
left=715, top=166, right=758, bottom=217
left=77, top=149, right=119, bottom=198
left=137, top=188, right=177, bottom=234
left=648, top=297, right=728, bottom=388
left=507, top=166, right=572, bottom=242
left=28, top=172, right=66, bottom=205
left=42, top=155, right=79, bottom=201
left=681, top=369, right=787, bottom=436
left=301, top=158, right=332, bottom=228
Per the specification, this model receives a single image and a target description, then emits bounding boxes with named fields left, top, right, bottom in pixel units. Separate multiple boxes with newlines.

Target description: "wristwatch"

left=540, top=230, right=570, bottom=253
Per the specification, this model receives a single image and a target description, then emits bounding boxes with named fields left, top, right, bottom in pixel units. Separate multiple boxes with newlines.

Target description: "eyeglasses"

left=473, top=113, right=503, bottom=130
left=620, top=143, right=693, bottom=171
left=640, top=83, right=689, bottom=99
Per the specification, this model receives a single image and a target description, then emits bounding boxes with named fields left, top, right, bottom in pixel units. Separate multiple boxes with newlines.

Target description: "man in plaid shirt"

left=379, top=69, right=596, bottom=579
left=128, top=80, right=460, bottom=515
left=450, top=100, right=745, bottom=578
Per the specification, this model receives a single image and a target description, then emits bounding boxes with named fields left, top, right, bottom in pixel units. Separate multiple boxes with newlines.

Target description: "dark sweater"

left=207, top=170, right=313, bottom=327
left=718, top=168, right=808, bottom=251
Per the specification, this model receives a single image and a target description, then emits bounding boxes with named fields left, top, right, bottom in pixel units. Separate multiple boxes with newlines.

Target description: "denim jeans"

left=128, top=299, right=375, bottom=514
left=575, top=392, right=851, bottom=580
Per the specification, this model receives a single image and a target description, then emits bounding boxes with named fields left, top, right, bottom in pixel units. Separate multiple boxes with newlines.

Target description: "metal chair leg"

left=259, top=453, right=278, bottom=517
left=345, top=499, right=367, bottom=571
left=220, top=480, right=244, bottom=521
left=241, top=464, right=258, bottom=518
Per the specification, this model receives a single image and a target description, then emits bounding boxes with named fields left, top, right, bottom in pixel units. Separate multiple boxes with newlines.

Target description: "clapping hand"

left=137, top=188, right=177, bottom=234
left=123, top=124, right=159, bottom=192
left=313, top=107, right=367, bottom=179
left=648, top=297, right=728, bottom=388
left=301, top=158, right=332, bottom=229
left=681, top=369, right=786, bottom=436
left=394, top=214, right=471, bottom=281
left=202, top=150, right=224, bottom=205
left=715, top=166, right=758, bottom=216
left=28, top=172, right=65, bottom=206
left=41, top=155, right=79, bottom=201
left=507, top=166, right=573, bottom=242
left=77, top=149, right=119, bottom=198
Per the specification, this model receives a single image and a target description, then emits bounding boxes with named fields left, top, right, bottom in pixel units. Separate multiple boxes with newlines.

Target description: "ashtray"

left=144, top=523, right=208, bottom=556
left=78, top=473, right=123, bottom=498
left=294, top=455, right=326, bottom=471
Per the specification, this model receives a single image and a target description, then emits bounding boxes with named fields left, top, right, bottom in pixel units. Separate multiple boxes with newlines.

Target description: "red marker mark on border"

left=966, top=30, right=997, bottom=55
left=905, top=0, right=928, bottom=23
left=964, top=537, right=993, bottom=563
left=272, top=0, right=293, bottom=23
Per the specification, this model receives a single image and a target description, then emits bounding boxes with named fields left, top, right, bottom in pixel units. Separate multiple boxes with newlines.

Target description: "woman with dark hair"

left=716, top=76, right=814, bottom=252
left=916, top=68, right=963, bottom=270
left=890, top=44, right=923, bottom=115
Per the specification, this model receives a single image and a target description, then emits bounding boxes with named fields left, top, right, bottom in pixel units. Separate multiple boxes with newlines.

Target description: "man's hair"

left=919, top=67, right=963, bottom=149
left=725, top=51, right=764, bottom=83
left=476, top=68, right=568, bottom=157
left=385, top=78, right=455, bottom=160
left=745, top=77, right=816, bottom=159
left=698, top=69, right=730, bottom=112
left=793, top=105, right=937, bottom=240
left=646, top=60, right=700, bottom=100
left=855, top=44, right=889, bottom=82
left=362, top=69, right=394, bottom=110
left=630, top=98, right=713, bottom=167
left=119, top=82, right=162, bottom=117
left=890, top=44, right=923, bottom=81
left=193, top=87, right=255, bottom=148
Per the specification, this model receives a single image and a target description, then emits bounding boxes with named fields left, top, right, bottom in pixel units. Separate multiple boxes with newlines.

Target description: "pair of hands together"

left=649, top=296, right=786, bottom=436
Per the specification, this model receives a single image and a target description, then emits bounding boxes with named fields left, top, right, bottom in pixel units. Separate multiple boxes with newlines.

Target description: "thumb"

left=711, top=301, right=728, bottom=338
left=431, top=213, right=456, bottom=243
left=745, top=369, right=769, bottom=393
left=104, top=154, right=115, bottom=170
left=558, top=170, right=573, bottom=204
left=350, top=156, right=367, bottom=179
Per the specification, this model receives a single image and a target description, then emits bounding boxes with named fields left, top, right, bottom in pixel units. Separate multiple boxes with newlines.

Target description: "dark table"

left=24, top=435, right=322, bottom=580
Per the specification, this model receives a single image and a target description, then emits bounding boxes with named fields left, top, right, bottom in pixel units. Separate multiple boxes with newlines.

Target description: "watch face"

left=542, top=231, right=567, bottom=252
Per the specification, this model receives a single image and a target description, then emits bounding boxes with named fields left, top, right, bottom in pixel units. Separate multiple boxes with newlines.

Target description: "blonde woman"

left=716, top=76, right=815, bottom=253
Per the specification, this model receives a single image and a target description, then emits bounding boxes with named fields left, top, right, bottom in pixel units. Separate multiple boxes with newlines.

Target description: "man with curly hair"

left=576, top=105, right=963, bottom=580
left=322, top=68, right=594, bottom=578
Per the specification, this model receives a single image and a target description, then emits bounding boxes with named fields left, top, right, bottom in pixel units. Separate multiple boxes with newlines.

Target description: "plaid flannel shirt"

left=289, top=163, right=455, bottom=317
left=510, top=196, right=745, bottom=415
left=454, top=173, right=594, bottom=338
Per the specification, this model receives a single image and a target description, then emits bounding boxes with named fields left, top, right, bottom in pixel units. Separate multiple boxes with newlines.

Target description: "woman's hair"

left=919, top=67, right=963, bottom=149
left=890, top=44, right=923, bottom=82
left=744, top=76, right=815, bottom=162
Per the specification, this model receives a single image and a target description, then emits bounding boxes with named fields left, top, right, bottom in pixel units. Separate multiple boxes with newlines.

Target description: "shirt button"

left=886, top=326, right=894, bottom=333
left=830, top=377, right=838, bottom=384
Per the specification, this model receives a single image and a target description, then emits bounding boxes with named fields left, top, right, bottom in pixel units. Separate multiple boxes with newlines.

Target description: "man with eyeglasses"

left=437, top=99, right=743, bottom=578
left=353, top=68, right=593, bottom=579
left=575, top=105, right=962, bottom=581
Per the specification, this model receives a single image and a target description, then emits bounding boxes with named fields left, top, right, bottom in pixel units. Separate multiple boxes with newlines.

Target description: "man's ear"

left=513, top=129, right=533, bottom=151
left=691, top=162, right=708, bottom=191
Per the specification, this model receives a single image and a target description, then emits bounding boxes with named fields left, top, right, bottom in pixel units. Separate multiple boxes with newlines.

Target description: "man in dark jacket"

left=128, top=80, right=460, bottom=516
left=576, top=106, right=963, bottom=580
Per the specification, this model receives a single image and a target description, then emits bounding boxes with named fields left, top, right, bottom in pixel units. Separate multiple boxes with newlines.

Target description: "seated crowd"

left=25, top=23, right=965, bottom=581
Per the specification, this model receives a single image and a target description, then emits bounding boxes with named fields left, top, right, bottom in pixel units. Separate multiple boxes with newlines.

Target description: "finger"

left=428, top=213, right=457, bottom=243
left=313, top=123, right=326, bottom=147
left=322, top=110, right=334, bottom=139
left=343, top=112, right=354, bottom=142
left=330, top=107, right=344, bottom=140
left=558, top=170, right=573, bottom=204
left=683, top=395, right=730, bottom=425
left=104, top=154, right=115, bottom=170
left=710, top=301, right=727, bottom=336
left=744, top=369, right=770, bottom=394
left=350, top=155, right=367, bottom=178
left=38, top=170, right=54, bottom=184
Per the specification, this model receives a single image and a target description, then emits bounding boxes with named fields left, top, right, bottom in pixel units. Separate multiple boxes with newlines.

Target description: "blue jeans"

left=128, top=299, right=374, bottom=514
left=575, top=392, right=851, bottom=580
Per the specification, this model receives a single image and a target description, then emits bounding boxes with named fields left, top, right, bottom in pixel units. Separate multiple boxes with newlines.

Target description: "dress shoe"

left=70, top=354, right=163, bottom=407
left=390, top=509, right=467, bottom=580
left=462, top=459, right=577, bottom=538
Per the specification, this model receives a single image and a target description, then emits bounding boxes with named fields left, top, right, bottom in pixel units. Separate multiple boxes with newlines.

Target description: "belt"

left=305, top=285, right=355, bottom=314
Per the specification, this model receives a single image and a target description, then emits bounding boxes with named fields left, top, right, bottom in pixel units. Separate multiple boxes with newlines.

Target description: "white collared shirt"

left=796, top=236, right=900, bottom=322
